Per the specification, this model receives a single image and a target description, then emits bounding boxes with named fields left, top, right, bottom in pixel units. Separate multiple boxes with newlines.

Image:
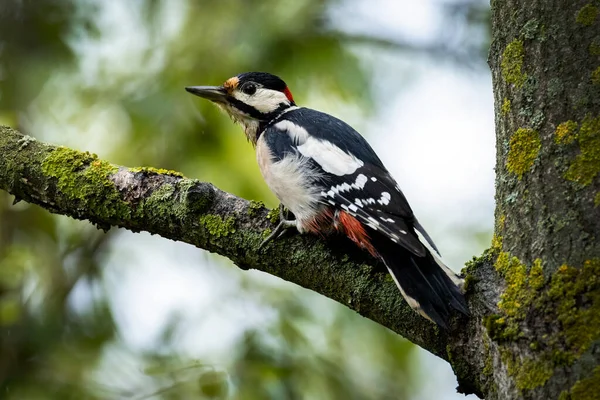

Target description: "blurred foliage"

left=0, top=0, right=489, bottom=399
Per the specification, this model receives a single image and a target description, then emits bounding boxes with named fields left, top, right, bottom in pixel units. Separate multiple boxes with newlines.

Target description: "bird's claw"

left=259, top=204, right=297, bottom=249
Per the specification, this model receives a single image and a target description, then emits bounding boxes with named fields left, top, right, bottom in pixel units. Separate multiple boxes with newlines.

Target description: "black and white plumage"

left=186, top=72, right=469, bottom=328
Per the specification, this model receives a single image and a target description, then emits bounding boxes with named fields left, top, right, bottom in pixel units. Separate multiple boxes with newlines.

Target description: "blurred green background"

left=0, top=0, right=491, bottom=399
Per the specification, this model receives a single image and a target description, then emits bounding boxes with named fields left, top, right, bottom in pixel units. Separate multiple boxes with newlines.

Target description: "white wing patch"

left=377, top=191, right=391, bottom=205
left=274, top=120, right=364, bottom=176
left=353, top=174, right=368, bottom=189
left=331, top=182, right=352, bottom=194
left=297, top=139, right=364, bottom=176
left=275, top=120, right=309, bottom=143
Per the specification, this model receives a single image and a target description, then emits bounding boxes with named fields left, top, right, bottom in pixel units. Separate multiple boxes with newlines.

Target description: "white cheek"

left=234, top=88, right=290, bottom=113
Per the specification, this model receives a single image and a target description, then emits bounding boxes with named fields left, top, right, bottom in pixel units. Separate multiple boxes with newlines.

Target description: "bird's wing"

left=268, top=108, right=441, bottom=258
left=318, top=163, right=429, bottom=257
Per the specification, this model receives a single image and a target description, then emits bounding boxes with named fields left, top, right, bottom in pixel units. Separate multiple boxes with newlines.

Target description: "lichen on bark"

left=501, top=40, right=527, bottom=88
left=42, top=146, right=130, bottom=221
left=554, top=121, right=578, bottom=144
left=564, top=114, right=600, bottom=186
left=199, top=214, right=237, bottom=238
left=506, top=128, right=541, bottom=179
left=564, top=366, right=600, bottom=400
left=487, top=254, right=600, bottom=393
left=576, top=4, right=598, bottom=26
left=591, top=66, right=600, bottom=85
left=502, top=98, right=512, bottom=115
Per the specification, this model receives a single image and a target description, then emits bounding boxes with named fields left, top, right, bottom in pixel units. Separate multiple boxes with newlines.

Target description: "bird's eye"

left=242, top=83, right=257, bottom=95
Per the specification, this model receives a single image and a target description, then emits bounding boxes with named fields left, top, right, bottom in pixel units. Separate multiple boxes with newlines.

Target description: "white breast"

left=256, top=135, right=323, bottom=232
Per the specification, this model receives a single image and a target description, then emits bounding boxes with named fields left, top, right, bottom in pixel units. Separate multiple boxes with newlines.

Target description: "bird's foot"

left=259, top=204, right=297, bottom=249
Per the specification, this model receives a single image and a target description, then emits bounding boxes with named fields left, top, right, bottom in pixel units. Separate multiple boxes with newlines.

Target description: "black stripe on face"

left=227, top=96, right=265, bottom=119
left=227, top=97, right=291, bottom=121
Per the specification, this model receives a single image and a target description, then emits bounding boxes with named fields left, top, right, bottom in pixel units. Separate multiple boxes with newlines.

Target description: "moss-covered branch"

left=1, top=125, right=483, bottom=389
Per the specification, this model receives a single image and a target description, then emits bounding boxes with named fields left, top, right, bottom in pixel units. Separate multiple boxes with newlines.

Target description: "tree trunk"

left=0, top=1, right=599, bottom=399
left=470, top=0, right=600, bottom=398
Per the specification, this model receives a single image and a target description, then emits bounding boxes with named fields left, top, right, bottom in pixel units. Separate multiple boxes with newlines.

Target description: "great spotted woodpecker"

left=186, top=72, right=468, bottom=328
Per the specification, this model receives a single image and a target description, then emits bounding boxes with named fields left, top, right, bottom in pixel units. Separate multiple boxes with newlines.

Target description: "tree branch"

left=0, top=125, right=487, bottom=396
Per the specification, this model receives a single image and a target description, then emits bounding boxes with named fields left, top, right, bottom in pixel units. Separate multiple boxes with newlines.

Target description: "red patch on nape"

left=283, top=86, right=295, bottom=103
left=337, top=211, right=378, bottom=258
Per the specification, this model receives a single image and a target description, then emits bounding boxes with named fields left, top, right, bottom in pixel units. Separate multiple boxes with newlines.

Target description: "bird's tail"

left=372, top=232, right=469, bottom=328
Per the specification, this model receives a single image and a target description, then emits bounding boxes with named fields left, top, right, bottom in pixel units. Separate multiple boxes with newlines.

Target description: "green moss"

left=462, top=250, right=494, bottom=294
left=484, top=314, right=512, bottom=341
left=200, top=214, right=236, bottom=238
left=496, top=257, right=600, bottom=359
left=489, top=252, right=544, bottom=340
left=176, top=179, right=210, bottom=215
left=501, top=40, right=527, bottom=88
left=528, top=259, right=544, bottom=290
left=248, top=200, right=265, bottom=217
left=501, top=98, right=512, bottom=115
left=261, top=228, right=272, bottom=239
left=482, top=338, right=493, bottom=376
left=463, top=248, right=496, bottom=276
left=154, top=184, right=176, bottom=199
left=591, top=66, right=600, bottom=85
left=546, top=260, right=600, bottom=361
left=462, top=273, right=476, bottom=293
left=513, top=358, right=554, bottom=391
left=576, top=4, right=598, bottom=26
left=565, top=114, right=600, bottom=185
left=506, top=128, right=541, bottom=179
left=492, top=257, right=600, bottom=391
left=569, top=366, right=600, bottom=400
left=138, top=183, right=190, bottom=224
left=555, top=120, right=579, bottom=144
left=41, top=146, right=129, bottom=221
left=590, top=40, right=600, bottom=56
left=529, top=341, right=539, bottom=350
left=500, top=350, right=554, bottom=391
left=267, top=207, right=280, bottom=224
left=594, top=192, right=600, bottom=207
left=130, top=166, right=184, bottom=177
left=446, top=345, right=473, bottom=387
left=498, top=214, right=506, bottom=229
left=491, top=234, right=503, bottom=253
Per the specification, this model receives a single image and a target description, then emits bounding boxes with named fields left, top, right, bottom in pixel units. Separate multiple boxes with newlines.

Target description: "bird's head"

left=186, top=72, right=296, bottom=143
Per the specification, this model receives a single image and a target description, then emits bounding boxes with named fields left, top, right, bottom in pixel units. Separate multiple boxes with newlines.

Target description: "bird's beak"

left=185, top=86, right=228, bottom=103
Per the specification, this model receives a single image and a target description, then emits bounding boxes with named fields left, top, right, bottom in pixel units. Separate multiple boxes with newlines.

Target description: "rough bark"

left=0, top=2, right=598, bottom=397
left=480, top=0, right=600, bottom=398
